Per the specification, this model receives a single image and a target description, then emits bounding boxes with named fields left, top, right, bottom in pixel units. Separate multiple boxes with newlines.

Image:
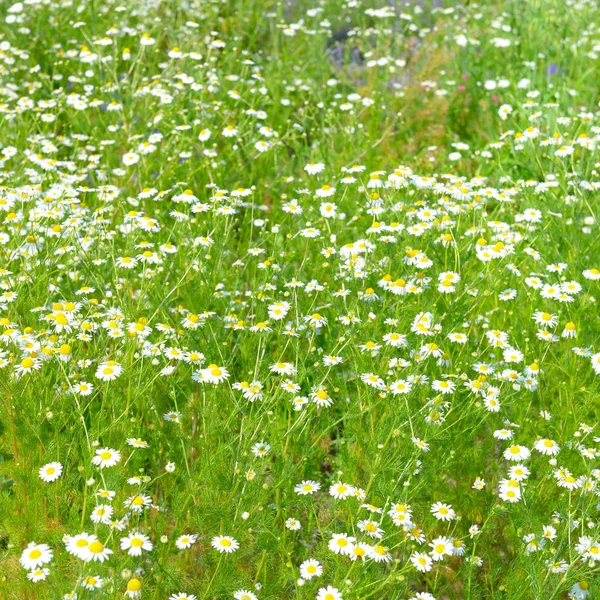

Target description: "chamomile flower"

left=211, top=536, right=239, bottom=553
left=39, top=462, right=63, bottom=482
left=120, top=532, right=153, bottom=556
left=95, top=360, right=123, bottom=381
left=411, top=551, right=433, bottom=572
left=429, top=536, right=453, bottom=561
left=20, top=543, right=53, bottom=570
left=92, top=448, right=121, bottom=469
left=85, top=540, right=113, bottom=562
left=295, top=480, right=321, bottom=495
left=328, top=534, right=355, bottom=555
left=316, top=586, right=342, bottom=600
left=300, top=559, right=323, bottom=579
left=534, top=438, right=560, bottom=456
left=430, top=502, right=456, bottom=521
left=175, top=534, right=198, bottom=550
left=28, top=568, right=49, bottom=582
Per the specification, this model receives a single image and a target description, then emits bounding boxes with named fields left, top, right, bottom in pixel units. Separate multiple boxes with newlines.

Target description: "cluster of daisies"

left=2, top=0, right=600, bottom=599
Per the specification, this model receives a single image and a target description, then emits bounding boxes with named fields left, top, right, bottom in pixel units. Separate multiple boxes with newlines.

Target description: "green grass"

left=0, top=0, right=599, bottom=599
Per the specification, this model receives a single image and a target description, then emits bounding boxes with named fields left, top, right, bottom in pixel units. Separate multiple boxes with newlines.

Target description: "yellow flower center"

left=89, top=541, right=104, bottom=553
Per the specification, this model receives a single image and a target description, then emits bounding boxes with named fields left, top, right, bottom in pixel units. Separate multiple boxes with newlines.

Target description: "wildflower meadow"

left=1, top=0, right=600, bottom=598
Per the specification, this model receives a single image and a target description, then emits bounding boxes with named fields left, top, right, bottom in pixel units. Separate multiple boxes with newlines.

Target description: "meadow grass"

left=0, top=0, right=600, bottom=599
